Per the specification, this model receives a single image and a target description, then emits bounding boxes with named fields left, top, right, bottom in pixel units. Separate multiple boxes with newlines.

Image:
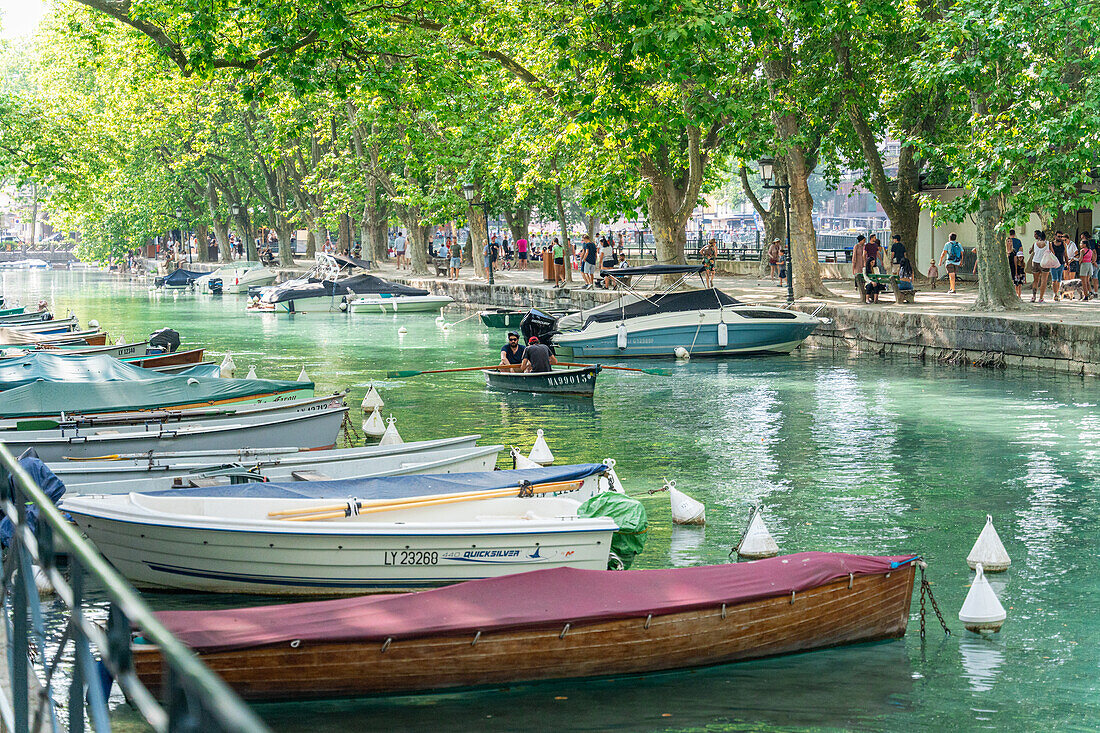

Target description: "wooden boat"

left=485, top=365, right=600, bottom=397
left=132, top=552, right=917, bottom=700
left=0, top=328, right=105, bottom=347
left=63, top=465, right=619, bottom=593
left=33, top=341, right=156, bottom=359
left=5, top=315, right=78, bottom=333
left=120, top=348, right=204, bottom=369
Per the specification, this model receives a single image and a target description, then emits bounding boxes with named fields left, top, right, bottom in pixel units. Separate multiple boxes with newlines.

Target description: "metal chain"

left=919, top=562, right=950, bottom=637
left=341, top=411, right=362, bottom=448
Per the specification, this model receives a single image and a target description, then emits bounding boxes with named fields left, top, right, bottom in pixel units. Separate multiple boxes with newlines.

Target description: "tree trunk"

left=647, top=181, right=689, bottom=267
left=204, top=175, right=233, bottom=263
left=554, top=181, right=573, bottom=283
left=27, top=183, right=38, bottom=248
left=503, top=207, right=531, bottom=244
left=234, top=210, right=257, bottom=262
left=338, top=214, right=352, bottom=253
left=402, top=215, right=430, bottom=275
left=973, top=197, right=1022, bottom=311
left=783, top=151, right=831, bottom=298
left=585, top=213, right=600, bottom=241
left=466, top=205, right=486, bottom=276
left=308, top=224, right=322, bottom=259
left=306, top=229, right=316, bottom=258
left=276, top=220, right=294, bottom=267
left=195, top=223, right=210, bottom=263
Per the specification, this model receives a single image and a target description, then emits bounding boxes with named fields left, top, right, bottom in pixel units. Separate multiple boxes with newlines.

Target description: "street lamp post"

left=759, top=157, right=794, bottom=304
left=461, top=183, right=493, bottom=285
left=230, top=205, right=241, bottom=260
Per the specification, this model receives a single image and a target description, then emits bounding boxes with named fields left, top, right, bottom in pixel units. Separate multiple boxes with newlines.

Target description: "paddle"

left=268, top=479, right=584, bottom=521
left=556, top=361, right=671, bottom=376
left=388, top=364, right=502, bottom=378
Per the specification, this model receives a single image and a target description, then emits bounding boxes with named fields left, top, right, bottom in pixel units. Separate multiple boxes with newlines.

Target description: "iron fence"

left=0, top=443, right=270, bottom=733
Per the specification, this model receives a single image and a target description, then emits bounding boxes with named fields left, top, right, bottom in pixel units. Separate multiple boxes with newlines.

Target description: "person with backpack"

left=937, top=232, right=964, bottom=294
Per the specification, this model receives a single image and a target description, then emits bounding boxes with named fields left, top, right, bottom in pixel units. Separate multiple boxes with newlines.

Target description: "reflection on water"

left=4, top=271, right=1100, bottom=732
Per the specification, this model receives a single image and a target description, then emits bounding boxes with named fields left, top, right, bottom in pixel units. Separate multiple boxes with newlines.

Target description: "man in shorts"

left=937, top=232, right=964, bottom=293
left=580, top=234, right=598, bottom=288
left=889, top=234, right=906, bottom=275
left=448, top=237, right=461, bottom=280
left=394, top=231, right=407, bottom=269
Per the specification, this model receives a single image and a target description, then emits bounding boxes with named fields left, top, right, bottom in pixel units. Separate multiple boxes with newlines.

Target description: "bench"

left=431, top=257, right=449, bottom=276
left=855, top=273, right=916, bottom=304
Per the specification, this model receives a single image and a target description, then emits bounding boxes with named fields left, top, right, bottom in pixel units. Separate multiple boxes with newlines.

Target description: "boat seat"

left=185, top=477, right=222, bottom=488
left=291, top=470, right=332, bottom=481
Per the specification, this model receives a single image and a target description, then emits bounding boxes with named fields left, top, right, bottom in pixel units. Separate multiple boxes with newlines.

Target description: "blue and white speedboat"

left=531, top=265, right=824, bottom=358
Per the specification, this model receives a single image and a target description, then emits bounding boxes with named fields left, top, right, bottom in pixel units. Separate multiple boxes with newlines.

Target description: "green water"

left=5, top=270, right=1100, bottom=732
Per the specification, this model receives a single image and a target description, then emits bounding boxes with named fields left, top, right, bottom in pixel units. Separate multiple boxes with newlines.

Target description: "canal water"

left=4, top=269, right=1099, bottom=732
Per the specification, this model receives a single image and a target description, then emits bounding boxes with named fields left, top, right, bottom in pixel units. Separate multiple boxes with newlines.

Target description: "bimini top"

left=150, top=552, right=917, bottom=652
left=329, top=254, right=373, bottom=271
left=599, top=264, right=705, bottom=277
left=143, top=463, right=609, bottom=501
left=263, top=274, right=428, bottom=304
left=0, top=352, right=213, bottom=391
left=0, top=375, right=312, bottom=419
left=585, top=288, right=742, bottom=325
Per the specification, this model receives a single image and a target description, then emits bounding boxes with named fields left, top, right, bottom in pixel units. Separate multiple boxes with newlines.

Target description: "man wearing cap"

left=521, top=336, right=557, bottom=373
left=499, top=332, right=525, bottom=372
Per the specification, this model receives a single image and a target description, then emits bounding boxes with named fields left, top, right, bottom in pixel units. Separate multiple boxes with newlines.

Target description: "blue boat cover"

left=1, top=456, right=66, bottom=548
left=162, top=268, right=204, bottom=286
left=0, top=375, right=313, bottom=418
left=0, top=352, right=214, bottom=390
left=143, top=464, right=609, bottom=500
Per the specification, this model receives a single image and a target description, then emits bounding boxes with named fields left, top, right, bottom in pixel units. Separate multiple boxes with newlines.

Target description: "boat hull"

left=66, top=498, right=615, bottom=594
left=349, top=295, right=453, bottom=313
left=225, top=271, right=277, bottom=293
left=479, top=310, right=526, bottom=328
left=555, top=309, right=819, bottom=359
left=485, top=366, right=600, bottom=396
left=133, top=564, right=914, bottom=698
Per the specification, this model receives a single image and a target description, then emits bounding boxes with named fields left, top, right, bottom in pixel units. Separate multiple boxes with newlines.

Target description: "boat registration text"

left=383, top=550, right=439, bottom=566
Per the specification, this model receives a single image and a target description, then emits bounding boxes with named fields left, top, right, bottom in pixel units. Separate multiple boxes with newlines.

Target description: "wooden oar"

left=268, top=479, right=583, bottom=521
left=556, top=361, right=671, bottom=376
left=388, top=364, right=502, bottom=378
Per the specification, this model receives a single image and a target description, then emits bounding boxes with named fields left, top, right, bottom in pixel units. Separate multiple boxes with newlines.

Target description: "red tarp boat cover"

left=152, top=552, right=916, bottom=653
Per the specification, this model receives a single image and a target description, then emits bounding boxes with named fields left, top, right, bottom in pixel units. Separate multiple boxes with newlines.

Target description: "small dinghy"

left=132, top=552, right=919, bottom=700
left=485, top=365, right=601, bottom=397
left=479, top=308, right=527, bottom=329
left=349, top=293, right=454, bottom=313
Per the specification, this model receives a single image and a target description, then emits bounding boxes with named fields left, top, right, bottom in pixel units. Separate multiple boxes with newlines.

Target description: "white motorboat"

left=248, top=254, right=429, bottom=313
left=63, top=465, right=619, bottom=594
left=195, top=262, right=277, bottom=294
left=62, top=443, right=504, bottom=495
left=532, top=265, right=825, bottom=358
left=348, top=293, right=454, bottom=314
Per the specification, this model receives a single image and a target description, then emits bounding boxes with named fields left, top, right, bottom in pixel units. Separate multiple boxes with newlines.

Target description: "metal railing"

left=0, top=443, right=270, bottom=733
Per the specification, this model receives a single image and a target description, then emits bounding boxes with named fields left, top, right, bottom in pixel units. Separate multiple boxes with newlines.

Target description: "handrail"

left=0, top=443, right=270, bottom=732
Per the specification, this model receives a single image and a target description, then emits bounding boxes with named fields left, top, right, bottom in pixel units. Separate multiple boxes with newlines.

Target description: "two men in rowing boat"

left=499, top=333, right=557, bottom=373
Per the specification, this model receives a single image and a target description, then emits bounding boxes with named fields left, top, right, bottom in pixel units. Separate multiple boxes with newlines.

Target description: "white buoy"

left=717, top=321, right=728, bottom=347
left=397, top=326, right=408, bottom=335
left=116, top=334, right=126, bottom=346
left=361, top=385, right=384, bottom=413
left=245, top=365, right=258, bottom=380
left=667, top=480, right=705, bottom=525
left=737, top=505, right=779, bottom=559
left=616, top=323, right=628, bottom=350
left=959, top=563, right=1007, bottom=634
left=674, top=346, right=690, bottom=360
left=297, top=366, right=310, bottom=383
left=967, top=515, right=1011, bottom=572
left=219, top=352, right=236, bottom=378
left=362, top=409, right=386, bottom=437
left=600, top=457, right=626, bottom=494
left=88, top=319, right=99, bottom=329
left=528, top=428, right=554, bottom=465
left=510, top=447, right=542, bottom=470
left=379, top=414, right=403, bottom=446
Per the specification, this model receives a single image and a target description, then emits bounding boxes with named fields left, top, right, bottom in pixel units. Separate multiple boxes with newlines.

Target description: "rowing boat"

left=120, top=348, right=205, bottom=369
left=2, top=405, right=348, bottom=461
left=63, top=464, right=618, bottom=593
left=478, top=308, right=526, bottom=328
left=132, top=552, right=917, bottom=699
left=485, top=365, right=600, bottom=397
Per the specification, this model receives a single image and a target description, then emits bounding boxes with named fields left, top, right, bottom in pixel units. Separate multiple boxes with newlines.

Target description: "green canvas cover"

left=0, top=352, right=188, bottom=390
left=578, top=492, right=648, bottom=569
left=0, top=375, right=314, bottom=418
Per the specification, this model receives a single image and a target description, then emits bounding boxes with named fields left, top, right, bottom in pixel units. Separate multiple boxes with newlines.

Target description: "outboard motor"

left=520, top=309, right=559, bottom=346
left=208, top=278, right=223, bottom=295
left=149, top=328, right=181, bottom=353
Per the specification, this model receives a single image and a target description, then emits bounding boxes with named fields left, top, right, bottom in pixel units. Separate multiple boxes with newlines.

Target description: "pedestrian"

left=1008, top=228, right=1022, bottom=256
left=863, top=257, right=886, bottom=303
left=483, top=237, right=497, bottom=279
left=599, top=237, right=616, bottom=288
left=898, top=256, right=915, bottom=292
left=448, top=237, right=461, bottom=280
left=700, top=238, right=717, bottom=289
left=889, top=234, right=906, bottom=276
left=767, top=238, right=780, bottom=280
left=516, top=235, right=528, bottom=270
left=1080, top=234, right=1096, bottom=301
left=937, top=232, right=964, bottom=293
left=1008, top=244, right=1025, bottom=298
left=1050, top=231, right=1068, bottom=301
left=394, top=231, right=407, bottom=269
left=579, top=234, right=598, bottom=288
left=777, top=243, right=787, bottom=290
left=852, top=235, right=866, bottom=284
left=864, top=234, right=882, bottom=274
left=552, top=237, right=565, bottom=287
left=1029, top=230, right=1051, bottom=302
left=927, top=259, right=939, bottom=288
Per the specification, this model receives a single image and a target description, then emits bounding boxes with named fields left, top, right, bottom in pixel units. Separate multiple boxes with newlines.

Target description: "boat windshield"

left=584, top=289, right=742, bottom=325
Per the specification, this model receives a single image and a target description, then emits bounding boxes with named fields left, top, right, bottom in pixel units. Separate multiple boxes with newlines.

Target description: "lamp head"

left=174, top=208, right=182, bottom=218
left=461, top=183, right=477, bottom=203
left=758, top=157, right=775, bottom=186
